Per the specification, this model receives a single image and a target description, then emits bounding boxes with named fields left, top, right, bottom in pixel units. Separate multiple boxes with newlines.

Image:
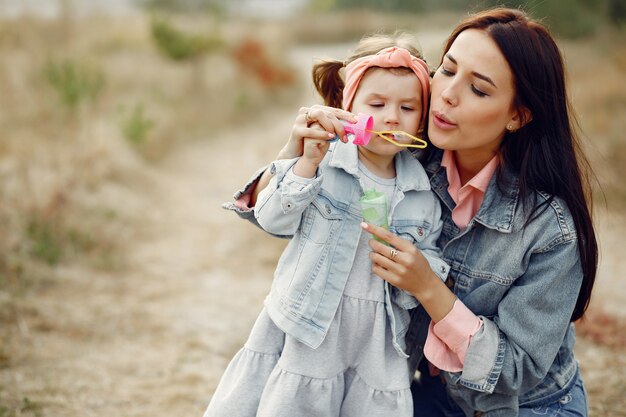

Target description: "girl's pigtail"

left=312, top=60, right=345, bottom=109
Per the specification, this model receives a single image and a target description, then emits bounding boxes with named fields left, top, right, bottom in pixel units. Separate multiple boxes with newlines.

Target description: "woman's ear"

left=515, top=106, right=533, bottom=129
left=509, top=106, right=533, bottom=131
left=519, top=106, right=533, bottom=128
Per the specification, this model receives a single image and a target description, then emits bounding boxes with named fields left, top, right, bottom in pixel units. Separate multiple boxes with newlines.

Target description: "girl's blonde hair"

left=312, top=31, right=426, bottom=109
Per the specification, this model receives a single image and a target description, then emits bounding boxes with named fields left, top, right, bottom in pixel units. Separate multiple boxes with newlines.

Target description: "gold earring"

left=507, top=124, right=515, bottom=132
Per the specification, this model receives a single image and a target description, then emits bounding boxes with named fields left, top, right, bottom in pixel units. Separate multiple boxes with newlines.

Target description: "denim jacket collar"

left=328, top=142, right=432, bottom=193
left=425, top=149, right=520, bottom=233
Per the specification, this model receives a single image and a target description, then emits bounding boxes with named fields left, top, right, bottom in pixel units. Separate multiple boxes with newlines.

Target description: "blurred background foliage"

left=138, top=0, right=626, bottom=38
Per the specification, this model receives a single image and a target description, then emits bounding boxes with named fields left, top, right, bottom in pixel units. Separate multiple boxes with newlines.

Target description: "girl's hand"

left=362, top=222, right=456, bottom=322
left=303, top=136, right=330, bottom=164
left=277, top=105, right=357, bottom=160
left=250, top=107, right=355, bottom=206
left=293, top=137, right=331, bottom=177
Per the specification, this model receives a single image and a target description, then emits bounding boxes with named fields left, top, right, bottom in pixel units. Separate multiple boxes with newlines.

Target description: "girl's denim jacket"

left=405, top=150, right=584, bottom=416
left=226, top=142, right=449, bottom=357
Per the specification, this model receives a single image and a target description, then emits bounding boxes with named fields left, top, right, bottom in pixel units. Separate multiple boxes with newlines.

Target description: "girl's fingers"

left=305, top=137, right=330, bottom=149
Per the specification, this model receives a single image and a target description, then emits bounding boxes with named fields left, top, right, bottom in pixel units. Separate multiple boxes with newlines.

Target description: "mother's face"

left=428, top=29, right=524, bottom=166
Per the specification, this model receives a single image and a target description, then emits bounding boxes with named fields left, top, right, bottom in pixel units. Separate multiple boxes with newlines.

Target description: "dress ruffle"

left=205, top=295, right=413, bottom=417
left=257, top=366, right=412, bottom=417
left=204, top=348, right=280, bottom=417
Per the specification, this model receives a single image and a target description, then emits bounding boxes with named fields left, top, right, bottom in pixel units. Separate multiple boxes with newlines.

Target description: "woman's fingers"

left=303, top=105, right=356, bottom=123
left=361, top=222, right=429, bottom=292
left=360, top=222, right=413, bottom=252
left=298, top=106, right=357, bottom=142
left=294, top=122, right=335, bottom=141
left=281, top=105, right=355, bottom=161
left=311, top=106, right=354, bottom=141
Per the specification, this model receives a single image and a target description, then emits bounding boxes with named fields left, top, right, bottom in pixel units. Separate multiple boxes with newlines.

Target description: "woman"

left=225, top=8, right=597, bottom=416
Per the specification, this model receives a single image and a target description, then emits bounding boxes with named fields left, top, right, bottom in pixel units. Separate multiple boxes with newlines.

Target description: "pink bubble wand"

left=330, top=113, right=428, bottom=149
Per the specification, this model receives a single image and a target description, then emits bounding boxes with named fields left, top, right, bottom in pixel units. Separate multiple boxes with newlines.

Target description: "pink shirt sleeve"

left=234, top=192, right=253, bottom=211
left=423, top=299, right=483, bottom=372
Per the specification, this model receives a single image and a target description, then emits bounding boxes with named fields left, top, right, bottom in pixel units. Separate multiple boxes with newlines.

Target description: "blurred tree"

left=151, top=18, right=221, bottom=61
left=608, top=0, right=626, bottom=24
left=150, top=18, right=223, bottom=94
left=137, top=0, right=223, bottom=13
left=331, top=0, right=424, bottom=12
left=312, top=0, right=614, bottom=38
left=476, top=0, right=604, bottom=38
left=313, top=0, right=474, bottom=12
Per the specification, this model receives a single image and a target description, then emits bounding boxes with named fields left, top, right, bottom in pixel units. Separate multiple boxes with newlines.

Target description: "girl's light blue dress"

left=204, top=167, right=413, bottom=417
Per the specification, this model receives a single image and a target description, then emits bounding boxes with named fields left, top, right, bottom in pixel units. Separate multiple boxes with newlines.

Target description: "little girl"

left=204, top=33, right=449, bottom=417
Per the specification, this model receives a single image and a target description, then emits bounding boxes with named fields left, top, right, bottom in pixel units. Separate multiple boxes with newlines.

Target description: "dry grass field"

left=0, top=9, right=624, bottom=417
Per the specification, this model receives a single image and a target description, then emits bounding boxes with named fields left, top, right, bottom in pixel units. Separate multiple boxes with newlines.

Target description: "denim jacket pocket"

left=300, top=193, right=343, bottom=245
left=392, top=220, right=432, bottom=244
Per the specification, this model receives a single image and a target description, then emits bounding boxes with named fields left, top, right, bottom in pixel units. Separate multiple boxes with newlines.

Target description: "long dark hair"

left=431, top=8, right=598, bottom=321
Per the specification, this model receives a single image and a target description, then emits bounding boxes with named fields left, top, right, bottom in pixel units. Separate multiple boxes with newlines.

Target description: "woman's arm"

left=363, top=222, right=583, bottom=397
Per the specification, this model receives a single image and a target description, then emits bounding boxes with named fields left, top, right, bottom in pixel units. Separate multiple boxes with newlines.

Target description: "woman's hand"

left=362, top=222, right=456, bottom=322
left=277, top=105, right=357, bottom=160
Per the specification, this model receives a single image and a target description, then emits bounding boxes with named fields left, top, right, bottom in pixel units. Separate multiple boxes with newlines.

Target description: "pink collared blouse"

left=423, top=150, right=498, bottom=373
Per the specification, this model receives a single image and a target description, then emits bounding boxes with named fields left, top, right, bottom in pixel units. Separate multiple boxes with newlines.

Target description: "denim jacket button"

left=325, top=204, right=331, bottom=214
left=418, top=227, right=424, bottom=236
left=440, top=265, right=447, bottom=273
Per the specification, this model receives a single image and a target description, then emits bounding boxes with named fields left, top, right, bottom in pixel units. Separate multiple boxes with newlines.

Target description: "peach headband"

left=342, top=47, right=430, bottom=123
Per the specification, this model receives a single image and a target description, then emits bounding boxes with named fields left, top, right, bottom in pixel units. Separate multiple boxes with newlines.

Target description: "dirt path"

left=111, top=112, right=293, bottom=416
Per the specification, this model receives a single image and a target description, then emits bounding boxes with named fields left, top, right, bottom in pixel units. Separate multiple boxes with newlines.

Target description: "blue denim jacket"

left=404, top=150, right=583, bottom=416
left=225, top=142, right=449, bottom=357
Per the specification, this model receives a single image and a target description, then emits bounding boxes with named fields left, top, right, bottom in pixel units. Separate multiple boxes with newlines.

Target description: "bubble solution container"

left=359, top=188, right=389, bottom=244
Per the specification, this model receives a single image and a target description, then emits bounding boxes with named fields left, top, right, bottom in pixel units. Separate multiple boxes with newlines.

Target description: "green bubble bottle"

left=359, top=188, right=389, bottom=244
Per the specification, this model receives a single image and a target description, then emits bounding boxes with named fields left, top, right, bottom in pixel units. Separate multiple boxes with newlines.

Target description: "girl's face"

left=429, top=29, right=523, bottom=166
left=351, top=67, right=423, bottom=157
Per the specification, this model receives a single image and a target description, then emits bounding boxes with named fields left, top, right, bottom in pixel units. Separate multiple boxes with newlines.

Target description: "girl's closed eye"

left=401, top=105, right=415, bottom=112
